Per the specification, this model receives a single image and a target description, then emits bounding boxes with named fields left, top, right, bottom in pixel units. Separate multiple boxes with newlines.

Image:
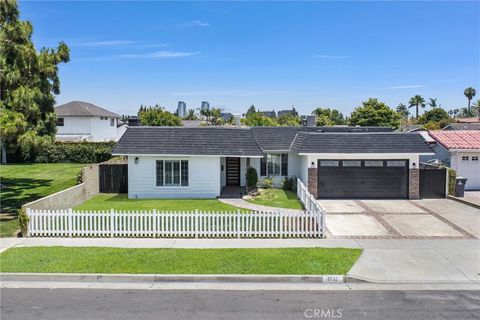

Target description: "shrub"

left=448, top=168, right=456, bottom=196
left=35, top=141, right=116, bottom=163
left=262, top=177, right=273, bottom=189
left=282, top=176, right=298, bottom=191
left=245, top=167, right=258, bottom=190
left=18, top=208, right=29, bottom=236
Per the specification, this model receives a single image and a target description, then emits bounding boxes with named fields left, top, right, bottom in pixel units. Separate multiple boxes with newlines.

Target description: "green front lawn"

left=246, top=188, right=303, bottom=210
left=0, top=163, right=85, bottom=213
left=75, top=194, right=243, bottom=212
left=0, top=247, right=362, bottom=275
left=0, top=215, right=19, bottom=237
left=0, top=163, right=85, bottom=237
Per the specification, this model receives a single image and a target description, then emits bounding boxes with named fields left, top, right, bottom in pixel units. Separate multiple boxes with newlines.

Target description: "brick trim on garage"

left=409, top=169, right=420, bottom=199
left=308, top=167, right=318, bottom=197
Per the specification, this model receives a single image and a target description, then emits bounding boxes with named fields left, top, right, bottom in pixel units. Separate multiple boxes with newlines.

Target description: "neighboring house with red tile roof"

left=428, top=130, right=480, bottom=190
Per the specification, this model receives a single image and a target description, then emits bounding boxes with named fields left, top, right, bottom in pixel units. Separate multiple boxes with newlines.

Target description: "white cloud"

left=117, top=50, right=199, bottom=59
left=177, top=20, right=211, bottom=28
left=73, top=40, right=138, bottom=47
left=312, top=54, right=352, bottom=59
left=383, top=85, right=425, bottom=90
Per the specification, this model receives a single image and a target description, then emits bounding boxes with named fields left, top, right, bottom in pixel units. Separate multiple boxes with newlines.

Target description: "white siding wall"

left=451, top=151, right=480, bottom=190
left=57, top=116, right=121, bottom=142
left=128, top=155, right=221, bottom=198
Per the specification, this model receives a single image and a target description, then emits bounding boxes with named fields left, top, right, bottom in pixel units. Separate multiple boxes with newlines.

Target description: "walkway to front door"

left=226, top=157, right=240, bottom=186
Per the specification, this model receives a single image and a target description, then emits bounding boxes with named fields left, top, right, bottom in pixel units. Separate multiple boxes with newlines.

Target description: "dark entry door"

left=226, top=157, right=241, bottom=186
left=317, top=159, right=409, bottom=199
left=420, top=168, right=446, bottom=198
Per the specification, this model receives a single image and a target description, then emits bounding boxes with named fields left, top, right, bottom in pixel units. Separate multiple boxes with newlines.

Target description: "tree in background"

left=209, top=107, right=223, bottom=125
left=408, top=95, right=426, bottom=119
left=138, top=105, right=182, bottom=126
left=348, top=98, right=400, bottom=129
left=314, top=115, right=334, bottom=126
left=241, top=112, right=277, bottom=126
left=418, top=108, right=449, bottom=124
left=311, top=107, right=345, bottom=126
left=464, top=87, right=476, bottom=112
left=0, top=0, right=70, bottom=163
left=396, top=103, right=409, bottom=119
left=471, top=99, right=480, bottom=118
left=277, top=113, right=300, bottom=126
left=245, top=105, right=256, bottom=117
left=183, top=109, right=198, bottom=120
left=428, top=98, right=439, bottom=108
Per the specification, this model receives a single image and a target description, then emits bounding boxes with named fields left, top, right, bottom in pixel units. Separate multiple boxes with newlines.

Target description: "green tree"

left=396, top=103, right=409, bottom=119
left=428, top=98, right=439, bottom=108
left=418, top=108, right=449, bottom=124
left=209, top=107, right=223, bottom=125
left=464, top=87, right=477, bottom=112
left=408, top=95, right=426, bottom=119
left=245, top=105, right=256, bottom=117
left=471, top=99, right=480, bottom=117
left=241, top=112, right=277, bottom=126
left=138, top=105, right=182, bottom=126
left=348, top=98, right=400, bottom=129
left=183, top=109, right=198, bottom=120
left=0, top=0, right=70, bottom=162
left=311, top=107, right=345, bottom=125
left=277, top=113, right=301, bottom=126
left=314, top=115, right=334, bottom=126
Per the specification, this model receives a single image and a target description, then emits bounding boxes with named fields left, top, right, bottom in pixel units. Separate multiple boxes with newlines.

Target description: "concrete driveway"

left=318, top=199, right=480, bottom=239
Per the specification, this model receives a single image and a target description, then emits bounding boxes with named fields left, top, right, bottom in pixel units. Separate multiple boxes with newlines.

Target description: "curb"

left=0, top=273, right=346, bottom=284
left=447, top=195, right=480, bottom=209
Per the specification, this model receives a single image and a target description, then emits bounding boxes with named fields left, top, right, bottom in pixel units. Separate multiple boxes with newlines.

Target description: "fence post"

left=67, top=208, right=73, bottom=237
left=153, top=209, right=157, bottom=238
left=110, top=209, right=114, bottom=237
left=237, top=210, right=240, bottom=239
left=195, top=209, right=198, bottom=239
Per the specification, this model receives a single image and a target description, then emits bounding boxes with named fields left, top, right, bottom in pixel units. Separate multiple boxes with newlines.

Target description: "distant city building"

left=220, top=112, right=232, bottom=122
left=261, top=110, right=276, bottom=118
left=201, top=101, right=210, bottom=110
left=177, top=101, right=186, bottom=118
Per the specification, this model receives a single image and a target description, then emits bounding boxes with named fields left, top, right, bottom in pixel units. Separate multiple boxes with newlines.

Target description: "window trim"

left=154, top=159, right=190, bottom=188
left=472, top=156, right=479, bottom=161
left=461, top=156, right=469, bottom=161
left=263, top=153, right=288, bottom=177
left=110, top=118, right=115, bottom=126
left=56, top=117, right=64, bottom=126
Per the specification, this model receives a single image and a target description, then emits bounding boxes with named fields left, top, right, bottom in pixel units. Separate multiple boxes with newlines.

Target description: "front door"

left=226, top=157, right=241, bottom=186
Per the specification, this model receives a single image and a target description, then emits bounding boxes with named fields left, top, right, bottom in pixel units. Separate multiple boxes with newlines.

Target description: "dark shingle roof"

left=112, top=127, right=264, bottom=156
left=442, top=123, right=480, bottom=131
left=250, top=126, right=393, bottom=151
left=291, top=132, right=433, bottom=154
left=55, top=101, right=120, bottom=118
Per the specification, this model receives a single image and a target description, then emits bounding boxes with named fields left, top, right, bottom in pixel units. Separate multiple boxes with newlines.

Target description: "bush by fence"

left=35, top=142, right=116, bottom=163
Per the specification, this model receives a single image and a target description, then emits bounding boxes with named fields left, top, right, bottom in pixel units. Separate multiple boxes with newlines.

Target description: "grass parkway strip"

left=0, top=247, right=362, bottom=275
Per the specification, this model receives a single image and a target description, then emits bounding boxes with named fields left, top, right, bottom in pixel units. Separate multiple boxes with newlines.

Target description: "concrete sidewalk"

left=1, top=238, right=479, bottom=284
left=218, top=198, right=303, bottom=213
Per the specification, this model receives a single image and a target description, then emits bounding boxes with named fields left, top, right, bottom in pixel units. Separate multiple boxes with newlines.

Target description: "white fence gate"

left=297, top=179, right=325, bottom=236
left=27, top=209, right=324, bottom=238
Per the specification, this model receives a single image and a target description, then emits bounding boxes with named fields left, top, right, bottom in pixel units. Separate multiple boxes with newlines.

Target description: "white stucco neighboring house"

left=428, top=130, right=480, bottom=190
left=112, top=126, right=434, bottom=200
left=55, top=101, right=126, bottom=142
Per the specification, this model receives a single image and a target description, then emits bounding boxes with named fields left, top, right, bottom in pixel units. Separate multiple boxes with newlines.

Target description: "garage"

left=317, top=159, right=409, bottom=199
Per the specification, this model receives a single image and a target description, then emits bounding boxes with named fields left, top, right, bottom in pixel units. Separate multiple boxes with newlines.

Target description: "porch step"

left=219, top=186, right=246, bottom=199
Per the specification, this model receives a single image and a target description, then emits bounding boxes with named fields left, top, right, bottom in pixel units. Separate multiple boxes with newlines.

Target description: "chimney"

left=301, top=115, right=316, bottom=127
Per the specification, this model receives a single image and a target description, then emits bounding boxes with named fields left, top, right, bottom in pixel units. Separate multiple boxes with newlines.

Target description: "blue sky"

left=20, top=1, right=480, bottom=116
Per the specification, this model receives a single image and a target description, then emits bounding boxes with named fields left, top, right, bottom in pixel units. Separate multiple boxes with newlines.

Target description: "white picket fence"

left=297, top=179, right=325, bottom=236
left=26, top=209, right=323, bottom=238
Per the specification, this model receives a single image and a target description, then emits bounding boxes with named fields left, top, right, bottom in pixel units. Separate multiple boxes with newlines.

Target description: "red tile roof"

left=455, top=118, right=480, bottom=123
left=429, top=130, right=480, bottom=150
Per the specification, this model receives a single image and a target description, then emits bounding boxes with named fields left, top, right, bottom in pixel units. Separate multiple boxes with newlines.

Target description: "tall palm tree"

left=395, top=103, right=409, bottom=118
left=408, top=95, right=426, bottom=119
left=428, top=98, right=438, bottom=108
left=472, top=99, right=480, bottom=118
left=464, top=87, right=477, bottom=111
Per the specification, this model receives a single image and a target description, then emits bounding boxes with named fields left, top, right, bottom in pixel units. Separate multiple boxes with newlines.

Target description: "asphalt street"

left=1, top=288, right=479, bottom=320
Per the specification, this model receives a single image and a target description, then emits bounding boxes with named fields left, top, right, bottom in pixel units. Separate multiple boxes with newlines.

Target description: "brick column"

left=308, top=167, right=318, bottom=198
left=409, top=169, right=420, bottom=199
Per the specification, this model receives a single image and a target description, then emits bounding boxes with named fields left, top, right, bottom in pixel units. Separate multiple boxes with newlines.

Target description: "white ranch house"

left=113, top=126, right=434, bottom=200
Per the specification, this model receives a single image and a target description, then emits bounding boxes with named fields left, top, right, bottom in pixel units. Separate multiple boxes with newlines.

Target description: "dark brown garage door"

left=317, top=160, right=409, bottom=199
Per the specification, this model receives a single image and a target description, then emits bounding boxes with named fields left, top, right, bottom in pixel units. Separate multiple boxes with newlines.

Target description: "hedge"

left=447, top=168, right=456, bottom=196
left=35, top=142, right=116, bottom=163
